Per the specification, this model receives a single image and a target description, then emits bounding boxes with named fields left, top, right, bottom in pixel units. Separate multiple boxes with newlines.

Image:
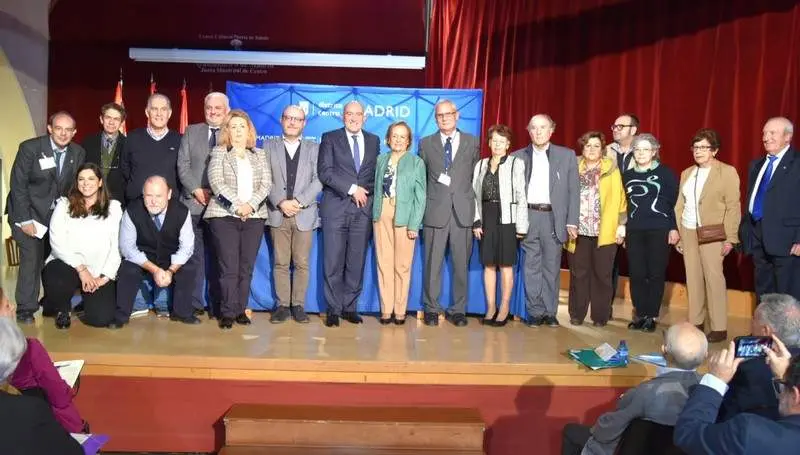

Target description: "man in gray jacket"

left=560, top=322, right=707, bottom=455
left=264, top=105, right=322, bottom=324
left=512, top=114, right=579, bottom=327
left=177, top=91, right=230, bottom=317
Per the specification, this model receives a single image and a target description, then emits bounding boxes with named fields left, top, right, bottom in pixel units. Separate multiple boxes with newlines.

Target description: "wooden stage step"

left=219, top=446, right=483, bottom=454
left=224, top=404, right=485, bottom=452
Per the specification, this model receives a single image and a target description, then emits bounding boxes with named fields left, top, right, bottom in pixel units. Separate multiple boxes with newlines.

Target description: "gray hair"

left=434, top=99, right=458, bottom=112
left=343, top=100, right=365, bottom=113
left=664, top=323, right=708, bottom=370
left=146, top=93, right=172, bottom=110
left=282, top=104, right=307, bottom=119
left=633, top=133, right=661, bottom=161
left=756, top=294, right=800, bottom=347
left=527, top=114, right=556, bottom=130
left=204, top=91, right=229, bottom=109
left=766, top=117, right=794, bottom=134
left=0, top=318, right=27, bottom=383
left=142, top=175, right=170, bottom=192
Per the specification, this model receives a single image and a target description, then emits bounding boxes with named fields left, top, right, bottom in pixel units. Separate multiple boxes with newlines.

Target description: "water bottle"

left=617, top=340, right=629, bottom=365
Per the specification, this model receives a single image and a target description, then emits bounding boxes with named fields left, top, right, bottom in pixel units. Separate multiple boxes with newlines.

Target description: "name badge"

left=437, top=173, right=451, bottom=186
left=39, top=156, right=56, bottom=170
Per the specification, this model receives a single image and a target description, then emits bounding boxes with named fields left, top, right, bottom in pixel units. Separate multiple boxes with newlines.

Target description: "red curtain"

left=426, top=0, right=800, bottom=290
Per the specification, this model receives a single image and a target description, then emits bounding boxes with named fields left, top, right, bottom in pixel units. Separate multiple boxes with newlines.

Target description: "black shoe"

left=569, top=318, right=583, bottom=326
left=481, top=309, right=498, bottom=325
left=592, top=321, right=607, bottom=327
left=544, top=315, right=560, bottom=327
left=16, top=311, right=35, bottom=325
left=446, top=313, right=468, bottom=327
left=107, top=319, right=127, bottom=330
left=219, top=317, right=234, bottom=330
left=628, top=318, right=645, bottom=330
left=325, top=314, right=340, bottom=327
left=491, top=315, right=510, bottom=327
left=42, top=308, right=58, bottom=318
left=379, top=316, right=393, bottom=325
left=192, top=308, right=206, bottom=317
left=271, top=306, right=291, bottom=324
left=170, top=314, right=202, bottom=325
left=525, top=315, right=544, bottom=327
left=235, top=313, right=251, bottom=325
left=291, top=306, right=310, bottom=323
left=73, top=303, right=85, bottom=314
left=55, top=312, right=71, bottom=330
left=394, top=317, right=406, bottom=326
left=640, top=317, right=657, bottom=332
left=423, top=312, right=439, bottom=326
left=342, top=312, right=363, bottom=324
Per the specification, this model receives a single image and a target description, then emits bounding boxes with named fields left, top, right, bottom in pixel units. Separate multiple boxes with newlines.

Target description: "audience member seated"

left=674, top=335, right=800, bottom=454
left=41, top=163, right=122, bottom=329
left=561, top=322, right=707, bottom=455
left=110, top=175, right=199, bottom=328
left=0, top=313, right=83, bottom=455
left=717, top=293, right=800, bottom=421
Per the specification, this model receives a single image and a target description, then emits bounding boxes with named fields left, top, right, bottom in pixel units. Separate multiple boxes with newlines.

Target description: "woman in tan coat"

left=675, top=128, right=741, bottom=342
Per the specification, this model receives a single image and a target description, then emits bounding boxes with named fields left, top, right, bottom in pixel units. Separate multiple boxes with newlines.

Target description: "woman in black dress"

left=472, top=124, right=528, bottom=326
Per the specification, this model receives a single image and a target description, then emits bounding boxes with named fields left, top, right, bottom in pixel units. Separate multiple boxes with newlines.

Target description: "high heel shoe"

left=481, top=309, right=498, bottom=325
left=492, top=308, right=510, bottom=327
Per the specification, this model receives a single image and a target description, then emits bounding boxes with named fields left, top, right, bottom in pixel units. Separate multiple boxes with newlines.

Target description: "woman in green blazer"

left=373, top=121, right=426, bottom=325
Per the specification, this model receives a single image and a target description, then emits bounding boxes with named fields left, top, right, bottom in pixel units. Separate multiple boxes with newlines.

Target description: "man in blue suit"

left=740, top=117, right=800, bottom=301
left=318, top=101, right=379, bottom=327
left=674, top=336, right=800, bottom=454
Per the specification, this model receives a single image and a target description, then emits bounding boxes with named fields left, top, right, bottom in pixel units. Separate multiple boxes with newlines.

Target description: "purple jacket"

left=9, top=338, right=83, bottom=433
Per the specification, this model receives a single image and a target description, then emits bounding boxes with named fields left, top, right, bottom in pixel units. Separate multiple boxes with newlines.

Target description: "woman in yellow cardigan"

left=566, top=131, right=627, bottom=326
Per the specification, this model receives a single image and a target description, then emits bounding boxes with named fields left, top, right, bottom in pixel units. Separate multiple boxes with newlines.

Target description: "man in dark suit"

left=740, top=117, right=800, bottom=301
left=512, top=114, right=579, bottom=327
left=82, top=102, right=126, bottom=204
left=674, top=336, right=800, bottom=455
left=177, top=91, right=230, bottom=318
left=561, top=322, right=706, bottom=455
left=317, top=100, right=379, bottom=327
left=6, top=111, right=85, bottom=324
left=418, top=100, right=480, bottom=327
left=718, top=293, right=800, bottom=421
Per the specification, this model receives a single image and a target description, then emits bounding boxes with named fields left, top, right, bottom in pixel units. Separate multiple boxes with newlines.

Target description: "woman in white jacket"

left=42, top=163, right=122, bottom=329
left=472, top=124, right=528, bottom=326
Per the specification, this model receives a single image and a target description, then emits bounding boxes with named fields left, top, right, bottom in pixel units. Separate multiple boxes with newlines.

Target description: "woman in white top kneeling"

left=42, top=162, right=123, bottom=329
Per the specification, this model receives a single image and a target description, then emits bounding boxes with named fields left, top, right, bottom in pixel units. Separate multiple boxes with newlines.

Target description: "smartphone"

left=734, top=336, right=773, bottom=358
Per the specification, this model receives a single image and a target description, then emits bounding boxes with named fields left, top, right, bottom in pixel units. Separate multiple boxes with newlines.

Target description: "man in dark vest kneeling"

left=109, top=175, right=200, bottom=328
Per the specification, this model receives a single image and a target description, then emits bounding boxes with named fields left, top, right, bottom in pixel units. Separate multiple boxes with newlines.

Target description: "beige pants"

left=681, top=227, right=728, bottom=331
left=270, top=216, right=314, bottom=308
left=374, top=199, right=416, bottom=318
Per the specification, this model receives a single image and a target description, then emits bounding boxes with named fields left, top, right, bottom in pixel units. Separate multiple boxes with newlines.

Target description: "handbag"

left=693, top=167, right=727, bottom=244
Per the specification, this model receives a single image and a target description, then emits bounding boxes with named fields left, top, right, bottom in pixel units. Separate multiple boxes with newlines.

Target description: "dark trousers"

left=41, top=259, right=116, bottom=327
left=750, top=220, right=800, bottom=302
left=321, top=207, right=372, bottom=316
left=188, top=214, right=221, bottom=316
left=11, top=225, right=50, bottom=313
left=626, top=228, right=671, bottom=318
left=422, top=206, right=473, bottom=315
left=568, top=236, right=617, bottom=324
left=115, top=259, right=197, bottom=322
left=561, top=423, right=591, bottom=455
left=209, top=217, right=264, bottom=319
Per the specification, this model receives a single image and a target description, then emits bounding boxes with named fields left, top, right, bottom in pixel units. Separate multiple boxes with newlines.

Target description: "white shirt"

left=146, top=127, right=169, bottom=141
left=283, top=136, right=301, bottom=160
left=236, top=155, right=254, bottom=203
left=347, top=130, right=365, bottom=167
left=440, top=130, right=461, bottom=163
left=699, top=373, right=729, bottom=396
left=749, top=145, right=790, bottom=214
left=46, top=198, right=123, bottom=278
left=208, top=126, right=220, bottom=146
left=681, top=166, right=711, bottom=229
left=527, top=144, right=551, bottom=204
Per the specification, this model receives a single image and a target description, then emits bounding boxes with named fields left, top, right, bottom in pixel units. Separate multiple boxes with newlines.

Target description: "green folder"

left=568, top=349, right=627, bottom=371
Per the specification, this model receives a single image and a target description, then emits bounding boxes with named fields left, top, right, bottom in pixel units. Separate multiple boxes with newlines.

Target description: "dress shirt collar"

left=440, top=129, right=460, bottom=144
left=282, top=135, right=302, bottom=145
left=146, top=127, right=169, bottom=141
left=767, top=145, right=790, bottom=162
left=103, top=132, right=119, bottom=144
left=49, top=138, right=67, bottom=154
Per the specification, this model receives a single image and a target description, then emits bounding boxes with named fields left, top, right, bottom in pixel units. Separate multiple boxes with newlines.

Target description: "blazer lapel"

left=40, top=138, right=57, bottom=180
left=339, top=129, right=358, bottom=173
left=275, top=140, right=287, bottom=183
left=767, top=149, right=794, bottom=192
left=698, top=163, right=718, bottom=203
left=548, top=145, right=560, bottom=192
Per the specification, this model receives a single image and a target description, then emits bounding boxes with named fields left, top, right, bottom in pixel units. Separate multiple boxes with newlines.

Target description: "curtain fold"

left=427, top=0, right=800, bottom=290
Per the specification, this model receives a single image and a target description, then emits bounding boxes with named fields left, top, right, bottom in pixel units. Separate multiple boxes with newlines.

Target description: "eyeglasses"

left=282, top=115, right=305, bottom=123
left=611, top=124, right=633, bottom=131
left=772, top=378, right=794, bottom=396
left=435, top=111, right=457, bottom=120
left=634, top=147, right=654, bottom=152
left=691, top=145, right=714, bottom=152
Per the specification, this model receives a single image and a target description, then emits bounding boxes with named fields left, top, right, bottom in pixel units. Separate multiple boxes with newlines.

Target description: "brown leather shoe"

left=707, top=331, right=728, bottom=343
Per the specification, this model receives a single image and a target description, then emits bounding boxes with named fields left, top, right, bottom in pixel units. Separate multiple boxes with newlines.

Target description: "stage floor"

left=17, top=287, right=750, bottom=388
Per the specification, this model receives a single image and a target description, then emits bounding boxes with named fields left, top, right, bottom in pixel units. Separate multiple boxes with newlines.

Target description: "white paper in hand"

left=15, top=220, right=48, bottom=239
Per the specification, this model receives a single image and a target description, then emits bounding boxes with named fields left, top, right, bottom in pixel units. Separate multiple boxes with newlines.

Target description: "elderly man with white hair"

left=561, top=322, right=708, bottom=455
left=0, top=317, right=83, bottom=454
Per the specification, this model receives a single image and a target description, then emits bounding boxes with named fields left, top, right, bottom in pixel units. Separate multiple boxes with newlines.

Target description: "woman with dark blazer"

left=205, top=109, right=272, bottom=330
left=373, top=121, right=426, bottom=324
left=675, top=128, right=741, bottom=342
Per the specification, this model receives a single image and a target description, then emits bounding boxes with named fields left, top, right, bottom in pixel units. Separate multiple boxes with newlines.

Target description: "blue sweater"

left=623, top=163, right=678, bottom=231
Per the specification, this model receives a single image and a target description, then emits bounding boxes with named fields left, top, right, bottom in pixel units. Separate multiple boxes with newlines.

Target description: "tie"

left=53, top=150, right=63, bottom=176
left=444, top=137, right=453, bottom=172
left=209, top=128, right=219, bottom=149
left=104, top=137, right=114, bottom=151
left=352, top=134, right=361, bottom=173
left=152, top=214, right=163, bottom=231
left=752, top=155, right=779, bottom=221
